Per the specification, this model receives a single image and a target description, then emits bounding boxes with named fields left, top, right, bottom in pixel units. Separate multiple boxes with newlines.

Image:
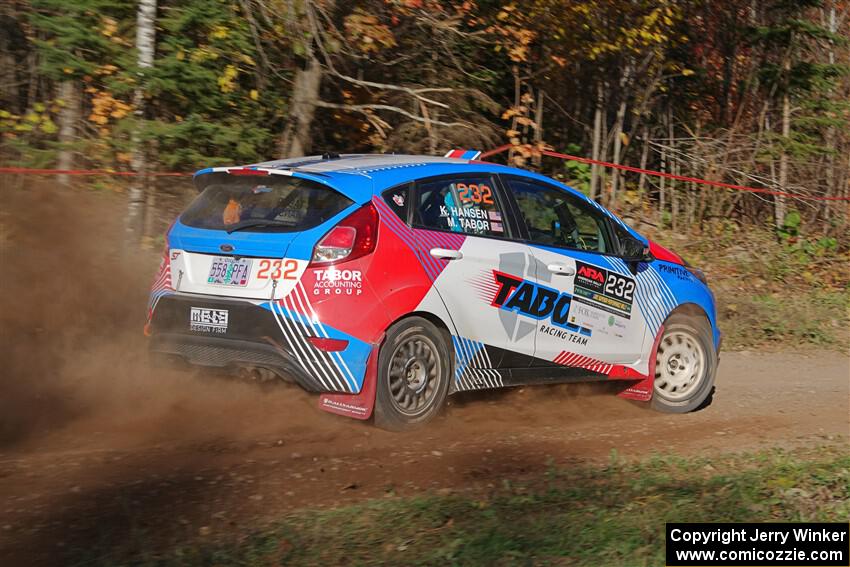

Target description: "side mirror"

left=623, top=245, right=653, bottom=274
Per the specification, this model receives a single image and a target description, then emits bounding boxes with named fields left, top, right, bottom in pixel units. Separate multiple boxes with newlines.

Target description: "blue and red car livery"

left=146, top=153, right=720, bottom=429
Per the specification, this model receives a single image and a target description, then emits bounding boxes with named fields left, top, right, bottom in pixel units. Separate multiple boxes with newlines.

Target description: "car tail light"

left=311, top=203, right=378, bottom=265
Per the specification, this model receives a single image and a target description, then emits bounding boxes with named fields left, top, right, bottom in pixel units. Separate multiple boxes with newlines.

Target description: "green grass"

left=718, top=289, right=850, bottom=350
left=96, top=446, right=850, bottom=567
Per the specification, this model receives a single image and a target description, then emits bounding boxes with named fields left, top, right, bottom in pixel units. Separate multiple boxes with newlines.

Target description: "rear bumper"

left=149, top=332, right=327, bottom=392
left=147, top=293, right=361, bottom=393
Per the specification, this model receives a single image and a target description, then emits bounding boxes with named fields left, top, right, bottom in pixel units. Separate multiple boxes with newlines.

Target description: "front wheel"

left=374, top=316, right=451, bottom=431
left=651, top=313, right=717, bottom=413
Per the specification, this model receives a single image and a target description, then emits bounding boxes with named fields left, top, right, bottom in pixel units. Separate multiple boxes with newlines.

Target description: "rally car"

left=146, top=151, right=720, bottom=429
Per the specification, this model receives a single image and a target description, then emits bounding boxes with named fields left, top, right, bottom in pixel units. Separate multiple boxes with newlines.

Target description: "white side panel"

left=526, top=248, right=647, bottom=365
left=430, top=236, right=538, bottom=363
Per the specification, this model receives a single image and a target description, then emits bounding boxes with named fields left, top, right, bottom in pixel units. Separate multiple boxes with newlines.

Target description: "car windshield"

left=181, top=174, right=353, bottom=232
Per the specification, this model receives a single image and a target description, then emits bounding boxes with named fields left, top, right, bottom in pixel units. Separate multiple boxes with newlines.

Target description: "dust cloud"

left=0, top=180, right=348, bottom=453
left=0, top=179, right=637, bottom=454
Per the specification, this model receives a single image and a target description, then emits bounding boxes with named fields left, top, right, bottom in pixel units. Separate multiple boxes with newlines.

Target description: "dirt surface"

left=1, top=181, right=848, bottom=565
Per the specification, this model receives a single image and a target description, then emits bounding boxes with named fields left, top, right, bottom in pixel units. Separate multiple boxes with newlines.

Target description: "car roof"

left=194, top=153, right=643, bottom=241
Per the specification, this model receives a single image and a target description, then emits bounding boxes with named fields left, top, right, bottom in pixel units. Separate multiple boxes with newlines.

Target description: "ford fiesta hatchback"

left=146, top=152, right=720, bottom=429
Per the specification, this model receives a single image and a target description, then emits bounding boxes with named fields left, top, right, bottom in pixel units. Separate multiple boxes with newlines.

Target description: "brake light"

left=227, top=168, right=269, bottom=176
left=311, top=203, right=378, bottom=265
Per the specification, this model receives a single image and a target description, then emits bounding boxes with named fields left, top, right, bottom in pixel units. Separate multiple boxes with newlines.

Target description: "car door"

left=407, top=173, right=539, bottom=375
left=500, top=175, right=646, bottom=368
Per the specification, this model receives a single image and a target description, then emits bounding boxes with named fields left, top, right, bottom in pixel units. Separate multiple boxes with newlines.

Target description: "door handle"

left=547, top=263, right=576, bottom=276
left=430, top=248, right=463, bottom=260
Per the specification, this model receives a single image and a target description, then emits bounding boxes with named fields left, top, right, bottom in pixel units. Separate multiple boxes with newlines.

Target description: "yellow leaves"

left=249, top=89, right=259, bottom=101
left=88, top=90, right=131, bottom=126
left=218, top=64, right=238, bottom=93
left=210, top=26, right=229, bottom=40
left=101, top=17, right=118, bottom=38
left=344, top=10, right=397, bottom=54
left=681, top=68, right=695, bottom=77
left=190, top=46, right=219, bottom=63
left=0, top=104, right=58, bottom=136
left=551, top=55, right=567, bottom=68
left=97, top=64, right=119, bottom=76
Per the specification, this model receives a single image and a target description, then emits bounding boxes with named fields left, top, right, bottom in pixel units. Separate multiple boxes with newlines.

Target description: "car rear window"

left=181, top=173, right=353, bottom=232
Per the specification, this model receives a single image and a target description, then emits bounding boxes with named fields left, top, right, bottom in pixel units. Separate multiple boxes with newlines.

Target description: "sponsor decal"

left=312, top=268, right=363, bottom=296
left=657, top=263, right=694, bottom=281
left=490, top=270, right=591, bottom=343
left=190, top=307, right=228, bottom=333
left=573, top=261, right=635, bottom=319
left=392, top=193, right=405, bottom=207
left=439, top=204, right=495, bottom=232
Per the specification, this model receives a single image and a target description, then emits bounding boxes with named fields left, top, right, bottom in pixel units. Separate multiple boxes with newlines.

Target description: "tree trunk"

left=776, top=86, right=790, bottom=230
left=775, top=48, right=792, bottom=231
left=609, top=64, right=631, bottom=207
left=56, top=80, right=80, bottom=186
left=823, top=3, right=837, bottom=221
left=532, top=89, right=544, bottom=169
left=590, top=82, right=603, bottom=201
left=279, top=53, right=323, bottom=158
left=637, top=127, right=649, bottom=203
left=127, top=0, right=158, bottom=246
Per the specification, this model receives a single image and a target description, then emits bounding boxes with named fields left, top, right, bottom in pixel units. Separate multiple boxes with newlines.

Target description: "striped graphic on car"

left=451, top=336, right=504, bottom=391
left=373, top=196, right=465, bottom=282
left=602, top=257, right=677, bottom=337
left=553, top=351, right=613, bottom=374
left=268, top=283, right=358, bottom=394
left=147, top=249, right=172, bottom=318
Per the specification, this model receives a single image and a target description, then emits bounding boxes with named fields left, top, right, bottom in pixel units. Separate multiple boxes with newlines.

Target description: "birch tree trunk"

left=823, top=3, right=837, bottom=220
left=279, top=52, right=323, bottom=158
left=56, top=80, right=80, bottom=186
left=127, top=0, right=157, bottom=245
left=776, top=71, right=790, bottom=230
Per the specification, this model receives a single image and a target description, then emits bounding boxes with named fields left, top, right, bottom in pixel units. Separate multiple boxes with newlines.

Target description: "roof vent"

left=322, top=152, right=341, bottom=160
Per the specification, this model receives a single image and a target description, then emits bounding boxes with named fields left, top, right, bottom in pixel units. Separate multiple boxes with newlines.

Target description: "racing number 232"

left=457, top=183, right=494, bottom=205
left=257, top=259, right=298, bottom=280
left=604, top=272, right=635, bottom=302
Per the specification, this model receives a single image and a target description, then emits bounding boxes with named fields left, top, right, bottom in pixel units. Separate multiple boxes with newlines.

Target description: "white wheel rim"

left=654, top=329, right=706, bottom=402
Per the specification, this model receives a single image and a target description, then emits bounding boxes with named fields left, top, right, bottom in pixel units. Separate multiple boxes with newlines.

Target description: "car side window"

left=382, top=185, right=410, bottom=222
left=506, top=177, right=609, bottom=253
left=413, top=176, right=508, bottom=238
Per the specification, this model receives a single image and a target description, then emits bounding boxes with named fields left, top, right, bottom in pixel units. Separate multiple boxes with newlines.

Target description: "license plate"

left=190, top=307, right=228, bottom=333
left=207, top=257, right=252, bottom=286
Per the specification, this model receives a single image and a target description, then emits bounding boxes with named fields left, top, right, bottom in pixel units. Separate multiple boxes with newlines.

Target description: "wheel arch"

left=665, top=302, right=720, bottom=352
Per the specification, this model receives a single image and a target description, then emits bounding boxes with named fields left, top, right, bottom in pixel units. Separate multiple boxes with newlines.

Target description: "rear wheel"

left=651, top=313, right=717, bottom=413
left=374, top=317, right=450, bottom=431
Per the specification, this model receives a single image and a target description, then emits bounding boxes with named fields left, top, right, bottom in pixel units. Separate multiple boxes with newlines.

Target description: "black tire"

left=374, top=316, right=451, bottom=431
left=651, top=313, right=718, bottom=413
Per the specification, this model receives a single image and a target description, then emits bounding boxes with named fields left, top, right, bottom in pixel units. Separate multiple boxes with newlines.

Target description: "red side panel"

left=318, top=342, right=379, bottom=419
left=649, top=240, right=684, bottom=265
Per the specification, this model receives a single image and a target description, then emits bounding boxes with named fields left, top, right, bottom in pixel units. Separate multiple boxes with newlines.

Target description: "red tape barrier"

left=0, top=167, right=189, bottom=177
left=480, top=144, right=850, bottom=202
left=2, top=147, right=849, bottom=202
